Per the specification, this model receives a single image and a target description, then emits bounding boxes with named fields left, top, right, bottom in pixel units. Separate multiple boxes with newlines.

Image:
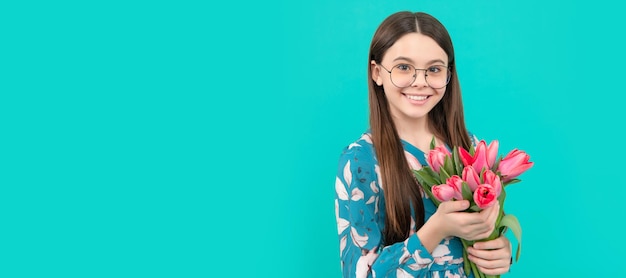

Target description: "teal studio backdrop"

left=1, top=1, right=625, bottom=277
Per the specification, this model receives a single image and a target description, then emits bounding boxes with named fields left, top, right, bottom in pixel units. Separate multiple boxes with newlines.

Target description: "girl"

left=334, top=11, right=512, bottom=277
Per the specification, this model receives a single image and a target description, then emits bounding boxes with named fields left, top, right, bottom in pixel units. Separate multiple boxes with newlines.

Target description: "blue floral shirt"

left=334, top=132, right=475, bottom=278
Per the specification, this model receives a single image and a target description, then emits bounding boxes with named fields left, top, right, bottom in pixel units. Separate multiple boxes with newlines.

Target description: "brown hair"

left=368, top=11, right=472, bottom=244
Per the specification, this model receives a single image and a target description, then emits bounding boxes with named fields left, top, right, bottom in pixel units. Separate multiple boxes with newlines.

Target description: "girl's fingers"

left=473, top=236, right=508, bottom=250
left=467, top=253, right=511, bottom=275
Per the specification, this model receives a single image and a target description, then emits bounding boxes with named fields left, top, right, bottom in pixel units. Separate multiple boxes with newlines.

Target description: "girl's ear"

left=371, top=61, right=383, bottom=86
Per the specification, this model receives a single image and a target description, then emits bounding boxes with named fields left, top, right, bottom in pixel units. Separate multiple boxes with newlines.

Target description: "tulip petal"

left=503, top=162, right=534, bottom=181
left=459, top=147, right=474, bottom=167
left=473, top=141, right=489, bottom=173
left=462, top=166, right=480, bottom=191
left=487, top=140, right=499, bottom=169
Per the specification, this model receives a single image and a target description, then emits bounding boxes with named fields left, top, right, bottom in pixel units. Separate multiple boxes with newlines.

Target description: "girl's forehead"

left=383, top=33, right=448, bottom=64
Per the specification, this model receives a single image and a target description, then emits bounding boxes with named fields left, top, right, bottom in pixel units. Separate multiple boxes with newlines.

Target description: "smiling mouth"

left=404, top=94, right=430, bottom=101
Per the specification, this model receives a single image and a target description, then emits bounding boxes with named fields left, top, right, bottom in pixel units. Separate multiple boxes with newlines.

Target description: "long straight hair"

left=368, top=11, right=472, bottom=245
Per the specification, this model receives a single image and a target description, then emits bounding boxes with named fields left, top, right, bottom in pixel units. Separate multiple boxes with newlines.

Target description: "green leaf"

left=452, top=147, right=464, bottom=175
left=494, top=190, right=507, bottom=230
left=443, top=155, right=455, bottom=176
left=498, top=189, right=506, bottom=208
left=461, top=181, right=473, bottom=201
left=430, top=136, right=436, bottom=150
left=469, top=143, right=475, bottom=156
left=413, top=169, right=438, bottom=187
left=460, top=239, right=481, bottom=277
left=468, top=204, right=481, bottom=212
left=461, top=240, right=471, bottom=275
left=479, top=167, right=491, bottom=182
left=423, top=167, right=442, bottom=184
left=503, top=178, right=521, bottom=186
left=492, top=155, right=503, bottom=172
left=471, top=261, right=481, bottom=278
left=498, top=214, right=522, bottom=262
left=439, top=166, right=451, bottom=181
left=413, top=171, right=442, bottom=206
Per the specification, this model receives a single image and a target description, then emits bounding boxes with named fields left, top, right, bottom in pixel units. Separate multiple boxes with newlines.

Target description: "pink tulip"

left=432, top=176, right=464, bottom=202
left=482, top=170, right=502, bottom=196
left=446, top=175, right=464, bottom=200
left=426, top=145, right=451, bottom=173
left=462, top=166, right=480, bottom=191
left=459, top=140, right=499, bottom=173
left=473, top=184, right=497, bottom=209
left=432, top=183, right=458, bottom=202
left=498, top=149, right=534, bottom=182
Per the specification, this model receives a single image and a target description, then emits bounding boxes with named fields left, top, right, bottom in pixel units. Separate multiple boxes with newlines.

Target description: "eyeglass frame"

left=377, top=63, right=452, bottom=89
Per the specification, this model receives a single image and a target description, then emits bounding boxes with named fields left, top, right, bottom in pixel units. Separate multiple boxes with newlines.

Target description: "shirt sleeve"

left=468, top=131, right=479, bottom=147
left=334, top=145, right=436, bottom=278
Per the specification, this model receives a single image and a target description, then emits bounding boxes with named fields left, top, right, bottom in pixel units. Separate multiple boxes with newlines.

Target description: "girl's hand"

left=467, top=235, right=512, bottom=275
left=432, top=200, right=499, bottom=241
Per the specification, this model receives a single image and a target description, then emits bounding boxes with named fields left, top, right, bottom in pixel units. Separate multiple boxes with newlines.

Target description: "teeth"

left=406, top=95, right=428, bottom=101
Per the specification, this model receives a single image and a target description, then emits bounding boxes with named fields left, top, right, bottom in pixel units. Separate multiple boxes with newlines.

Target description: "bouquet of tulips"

left=413, top=138, right=533, bottom=278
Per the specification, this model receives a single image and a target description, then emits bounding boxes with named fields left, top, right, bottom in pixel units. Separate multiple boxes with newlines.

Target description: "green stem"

left=462, top=209, right=506, bottom=278
left=472, top=260, right=482, bottom=278
left=461, top=239, right=482, bottom=278
left=460, top=239, right=471, bottom=275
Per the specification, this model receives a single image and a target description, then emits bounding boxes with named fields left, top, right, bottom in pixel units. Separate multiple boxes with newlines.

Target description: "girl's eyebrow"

left=392, top=56, right=446, bottom=65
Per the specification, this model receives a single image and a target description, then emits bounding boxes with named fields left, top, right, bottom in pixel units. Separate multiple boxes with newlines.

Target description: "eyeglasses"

left=378, top=63, right=451, bottom=89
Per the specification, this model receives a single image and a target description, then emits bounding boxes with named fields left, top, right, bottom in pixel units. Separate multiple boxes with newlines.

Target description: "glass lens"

left=424, top=65, right=450, bottom=89
left=390, top=64, right=416, bottom=88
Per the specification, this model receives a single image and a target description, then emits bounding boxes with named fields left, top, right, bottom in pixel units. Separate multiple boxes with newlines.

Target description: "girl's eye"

left=395, top=64, right=413, bottom=72
left=428, top=66, right=443, bottom=73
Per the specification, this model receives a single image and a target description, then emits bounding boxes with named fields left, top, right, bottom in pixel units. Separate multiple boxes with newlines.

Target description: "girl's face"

left=371, top=33, right=449, bottom=123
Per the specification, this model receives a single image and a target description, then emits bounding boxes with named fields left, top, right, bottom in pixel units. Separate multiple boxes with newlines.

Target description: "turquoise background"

left=2, top=0, right=625, bottom=277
